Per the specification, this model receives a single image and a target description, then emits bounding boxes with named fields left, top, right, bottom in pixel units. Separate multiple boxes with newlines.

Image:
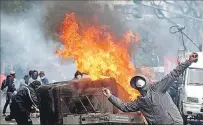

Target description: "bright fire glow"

left=56, top=13, right=140, bottom=100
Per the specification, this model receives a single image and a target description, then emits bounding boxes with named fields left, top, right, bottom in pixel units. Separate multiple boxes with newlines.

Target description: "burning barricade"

left=37, top=12, right=144, bottom=125
left=38, top=78, right=144, bottom=125
left=55, top=12, right=140, bottom=100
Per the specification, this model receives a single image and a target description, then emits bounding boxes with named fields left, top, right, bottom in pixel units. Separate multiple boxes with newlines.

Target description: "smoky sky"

left=0, top=1, right=202, bottom=81
left=0, top=1, right=129, bottom=81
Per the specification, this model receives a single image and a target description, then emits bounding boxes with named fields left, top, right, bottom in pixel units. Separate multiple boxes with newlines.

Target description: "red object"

left=0, top=74, right=6, bottom=86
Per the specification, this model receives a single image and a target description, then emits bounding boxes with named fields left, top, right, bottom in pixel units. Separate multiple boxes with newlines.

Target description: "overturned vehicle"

left=37, top=78, right=145, bottom=125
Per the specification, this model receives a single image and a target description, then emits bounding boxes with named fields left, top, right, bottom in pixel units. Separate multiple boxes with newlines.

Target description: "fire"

left=56, top=13, right=140, bottom=100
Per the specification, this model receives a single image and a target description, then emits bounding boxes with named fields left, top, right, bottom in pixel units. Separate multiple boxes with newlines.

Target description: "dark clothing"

left=10, top=86, right=39, bottom=125
left=2, top=92, right=13, bottom=114
left=24, top=75, right=29, bottom=85
left=41, top=78, right=49, bottom=84
left=6, top=76, right=16, bottom=93
left=108, top=60, right=191, bottom=125
left=14, top=111, right=33, bottom=125
left=2, top=76, right=16, bottom=114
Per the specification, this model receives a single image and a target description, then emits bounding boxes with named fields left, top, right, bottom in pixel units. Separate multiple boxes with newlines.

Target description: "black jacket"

left=11, top=86, right=39, bottom=113
left=5, top=76, right=16, bottom=93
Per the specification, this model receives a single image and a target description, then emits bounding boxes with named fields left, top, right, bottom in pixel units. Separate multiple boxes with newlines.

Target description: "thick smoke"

left=1, top=1, right=202, bottom=81
left=0, top=1, right=130, bottom=82
left=0, top=2, right=77, bottom=82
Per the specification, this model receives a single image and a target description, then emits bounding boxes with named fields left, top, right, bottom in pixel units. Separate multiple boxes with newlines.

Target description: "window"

left=187, top=68, right=203, bottom=85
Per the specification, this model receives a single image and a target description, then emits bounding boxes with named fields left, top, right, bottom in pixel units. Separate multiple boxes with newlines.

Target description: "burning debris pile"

left=56, top=13, right=140, bottom=99
left=38, top=78, right=144, bottom=125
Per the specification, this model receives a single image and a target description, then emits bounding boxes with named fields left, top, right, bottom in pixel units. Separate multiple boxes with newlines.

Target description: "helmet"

left=32, top=70, right=38, bottom=80
left=130, top=75, right=148, bottom=90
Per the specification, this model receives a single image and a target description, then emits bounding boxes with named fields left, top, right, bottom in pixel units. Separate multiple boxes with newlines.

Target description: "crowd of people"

left=1, top=70, right=49, bottom=125
left=0, top=69, right=85, bottom=125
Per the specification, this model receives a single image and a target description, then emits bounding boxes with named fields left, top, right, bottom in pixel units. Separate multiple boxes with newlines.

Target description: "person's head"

left=10, top=71, right=16, bottom=78
left=29, top=70, right=34, bottom=77
left=24, top=75, right=29, bottom=85
left=32, top=70, right=38, bottom=80
left=74, top=71, right=83, bottom=79
left=130, top=75, right=149, bottom=95
left=39, top=71, right=45, bottom=78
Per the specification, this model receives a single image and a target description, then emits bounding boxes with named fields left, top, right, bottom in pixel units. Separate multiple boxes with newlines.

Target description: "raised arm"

left=154, top=52, right=198, bottom=93
left=102, top=88, right=139, bottom=112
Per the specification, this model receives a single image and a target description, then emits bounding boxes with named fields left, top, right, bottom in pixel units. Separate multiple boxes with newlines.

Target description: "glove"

left=188, top=52, right=198, bottom=63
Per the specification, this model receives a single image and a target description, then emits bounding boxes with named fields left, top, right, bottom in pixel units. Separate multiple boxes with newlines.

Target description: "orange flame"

left=56, top=13, right=140, bottom=100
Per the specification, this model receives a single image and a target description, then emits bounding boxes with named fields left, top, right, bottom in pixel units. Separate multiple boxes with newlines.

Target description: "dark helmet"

left=32, top=70, right=38, bottom=80
left=130, top=74, right=148, bottom=90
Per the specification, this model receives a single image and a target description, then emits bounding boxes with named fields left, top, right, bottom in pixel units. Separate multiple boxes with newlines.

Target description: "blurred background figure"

left=29, top=70, right=34, bottom=80
left=24, top=75, right=29, bottom=85
left=28, top=70, right=42, bottom=85
left=39, top=71, right=49, bottom=84
left=2, top=71, right=17, bottom=116
left=73, top=71, right=83, bottom=80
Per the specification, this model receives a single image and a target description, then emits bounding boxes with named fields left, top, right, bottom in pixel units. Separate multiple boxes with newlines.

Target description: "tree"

left=133, top=0, right=203, bottom=52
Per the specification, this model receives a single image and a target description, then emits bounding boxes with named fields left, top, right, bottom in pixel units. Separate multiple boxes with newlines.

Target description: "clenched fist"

left=189, top=52, right=198, bottom=63
left=102, top=87, right=112, bottom=98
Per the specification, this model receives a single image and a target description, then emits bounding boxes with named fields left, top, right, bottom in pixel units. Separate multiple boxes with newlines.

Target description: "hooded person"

left=102, top=52, right=198, bottom=125
left=9, top=78, right=41, bottom=125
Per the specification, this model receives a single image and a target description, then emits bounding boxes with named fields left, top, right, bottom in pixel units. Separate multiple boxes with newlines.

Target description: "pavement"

left=0, top=112, right=40, bottom=125
left=0, top=91, right=40, bottom=125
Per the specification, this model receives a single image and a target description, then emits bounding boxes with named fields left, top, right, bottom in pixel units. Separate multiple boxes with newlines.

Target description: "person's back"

left=10, top=80, right=40, bottom=125
left=11, top=86, right=34, bottom=112
left=6, top=76, right=15, bottom=93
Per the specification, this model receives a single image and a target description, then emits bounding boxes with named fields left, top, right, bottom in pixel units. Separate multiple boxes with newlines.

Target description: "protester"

left=28, top=70, right=42, bottom=85
left=39, top=71, right=49, bottom=84
left=102, top=52, right=198, bottom=125
left=73, top=70, right=83, bottom=80
left=10, top=80, right=41, bottom=125
left=29, top=70, right=34, bottom=78
left=18, top=75, right=30, bottom=89
left=2, top=71, right=17, bottom=116
left=24, top=75, right=29, bottom=85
